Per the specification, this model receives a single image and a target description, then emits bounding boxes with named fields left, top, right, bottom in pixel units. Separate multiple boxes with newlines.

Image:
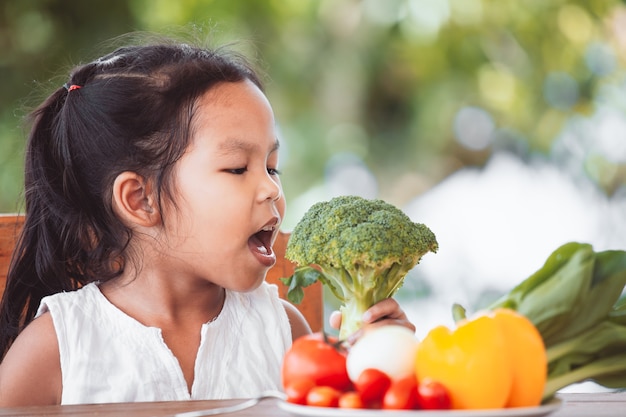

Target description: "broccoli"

left=282, top=195, right=438, bottom=340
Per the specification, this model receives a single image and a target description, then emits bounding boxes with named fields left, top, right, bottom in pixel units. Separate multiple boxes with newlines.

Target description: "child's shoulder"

left=0, top=311, right=62, bottom=404
left=36, top=282, right=100, bottom=317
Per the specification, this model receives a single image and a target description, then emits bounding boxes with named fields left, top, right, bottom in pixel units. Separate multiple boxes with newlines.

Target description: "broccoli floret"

left=282, top=195, right=438, bottom=340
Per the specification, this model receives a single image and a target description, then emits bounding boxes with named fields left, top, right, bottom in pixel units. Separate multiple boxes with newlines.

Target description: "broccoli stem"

left=339, top=297, right=372, bottom=340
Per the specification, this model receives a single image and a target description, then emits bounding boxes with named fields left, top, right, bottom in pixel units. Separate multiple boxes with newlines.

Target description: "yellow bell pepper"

left=494, top=308, right=547, bottom=407
left=415, top=308, right=546, bottom=410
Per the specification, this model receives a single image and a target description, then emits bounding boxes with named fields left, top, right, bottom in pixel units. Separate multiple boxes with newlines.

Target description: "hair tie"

left=63, top=83, right=82, bottom=92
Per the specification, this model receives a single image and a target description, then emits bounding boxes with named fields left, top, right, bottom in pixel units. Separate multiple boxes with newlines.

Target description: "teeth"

left=261, top=225, right=275, bottom=232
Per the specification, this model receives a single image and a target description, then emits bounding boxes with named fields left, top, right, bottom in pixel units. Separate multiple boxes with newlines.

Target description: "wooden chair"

left=0, top=214, right=323, bottom=332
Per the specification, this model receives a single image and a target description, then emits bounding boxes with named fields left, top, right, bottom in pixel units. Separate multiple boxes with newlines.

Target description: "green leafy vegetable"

left=281, top=195, right=438, bottom=340
left=455, top=242, right=626, bottom=401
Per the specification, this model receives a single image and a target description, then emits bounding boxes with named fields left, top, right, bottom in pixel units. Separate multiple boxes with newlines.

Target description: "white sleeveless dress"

left=36, top=281, right=292, bottom=404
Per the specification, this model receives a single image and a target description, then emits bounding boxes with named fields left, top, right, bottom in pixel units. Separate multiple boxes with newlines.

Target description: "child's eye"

left=267, top=168, right=281, bottom=176
left=228, top=168, right=247, bottom=175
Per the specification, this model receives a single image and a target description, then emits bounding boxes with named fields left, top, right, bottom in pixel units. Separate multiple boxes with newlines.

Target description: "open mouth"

left=249, top=224, right=275, bottom=256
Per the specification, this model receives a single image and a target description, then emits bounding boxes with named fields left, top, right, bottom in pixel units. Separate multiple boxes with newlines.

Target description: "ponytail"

left=0, top=88, right=83, bottom=357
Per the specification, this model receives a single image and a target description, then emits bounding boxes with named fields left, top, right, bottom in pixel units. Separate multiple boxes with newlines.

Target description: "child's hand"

left=329, top=298, right=415, bottom=344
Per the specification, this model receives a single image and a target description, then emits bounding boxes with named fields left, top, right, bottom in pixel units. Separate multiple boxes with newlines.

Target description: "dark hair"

left=0, top=39, right=263, bottom=358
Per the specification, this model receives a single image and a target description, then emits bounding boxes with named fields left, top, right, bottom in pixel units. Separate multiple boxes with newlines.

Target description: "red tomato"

left=382, top=376, right=420, bottom=410
left=282, top=333, right=351, bottom=392
left=354, top=368, right=391, bottom=405
left=417, top=378, right=452, bottom=410
left=338, top=391, right=365, bottom=409
left=284, top=378, right=316, bottom=405
left=307, top=386, right=341, bottom=407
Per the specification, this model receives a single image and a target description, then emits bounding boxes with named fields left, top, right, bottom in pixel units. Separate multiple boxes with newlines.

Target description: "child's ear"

left=112, top=171, right=160, bottom=227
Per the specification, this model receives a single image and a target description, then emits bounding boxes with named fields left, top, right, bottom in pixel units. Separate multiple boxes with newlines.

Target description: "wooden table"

left=0, top=392, right=624, bottom=416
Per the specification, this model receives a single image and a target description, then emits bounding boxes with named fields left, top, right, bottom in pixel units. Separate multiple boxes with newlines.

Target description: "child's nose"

left=261, top=175, right=282, bottom=202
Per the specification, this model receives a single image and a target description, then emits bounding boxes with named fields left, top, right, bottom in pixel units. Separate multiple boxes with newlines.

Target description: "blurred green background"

left=3, top=0, right=626, bottom=353
left=1, top=0, right=625, bottom=229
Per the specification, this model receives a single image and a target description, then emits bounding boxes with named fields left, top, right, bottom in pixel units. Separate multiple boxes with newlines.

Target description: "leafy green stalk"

left=543, top=353, right=626, bottom=401
left=545, top=321, right=626, bottom=365
left=476, top=242, right=626, bottom=400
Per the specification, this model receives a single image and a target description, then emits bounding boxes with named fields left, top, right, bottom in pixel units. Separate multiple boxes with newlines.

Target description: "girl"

left=0, top=38, right=414, bottom=405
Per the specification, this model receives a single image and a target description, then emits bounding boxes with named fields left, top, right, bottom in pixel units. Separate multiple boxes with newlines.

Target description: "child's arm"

left=0, top=312, right=62, bottom=406
left=281, top=300, right=312, bottom=342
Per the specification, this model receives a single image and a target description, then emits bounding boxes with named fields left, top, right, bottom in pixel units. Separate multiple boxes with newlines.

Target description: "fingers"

left=362, top=298, right=416, bottom=336
left=361, top=317, right=416, bottom=334
left=329, top=310, right=342, bottom=330
left=329, top=298, right=416, bottom=344
left=362, top=298, right=409, bottom=324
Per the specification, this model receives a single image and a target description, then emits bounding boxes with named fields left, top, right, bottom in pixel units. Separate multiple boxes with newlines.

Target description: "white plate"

left=278, top=398, right=562, bottom=417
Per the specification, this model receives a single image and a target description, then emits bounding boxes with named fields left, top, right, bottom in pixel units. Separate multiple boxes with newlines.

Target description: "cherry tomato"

left=382, top=376, right=419, bottom=410
left=307, top=386, right=341, bottom=408
left=282, top=333, right=351, bottom=392
left=417, top=378, right=452, bottom=410
left=338, top=391, right=365, bottom=409
left=284, top=378, right=316, bottom=405
left=354, top=368, right=391, bottom=405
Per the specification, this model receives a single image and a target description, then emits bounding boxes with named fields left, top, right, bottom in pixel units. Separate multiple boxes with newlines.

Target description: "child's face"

left=164, top=79, right=286, bottom=291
